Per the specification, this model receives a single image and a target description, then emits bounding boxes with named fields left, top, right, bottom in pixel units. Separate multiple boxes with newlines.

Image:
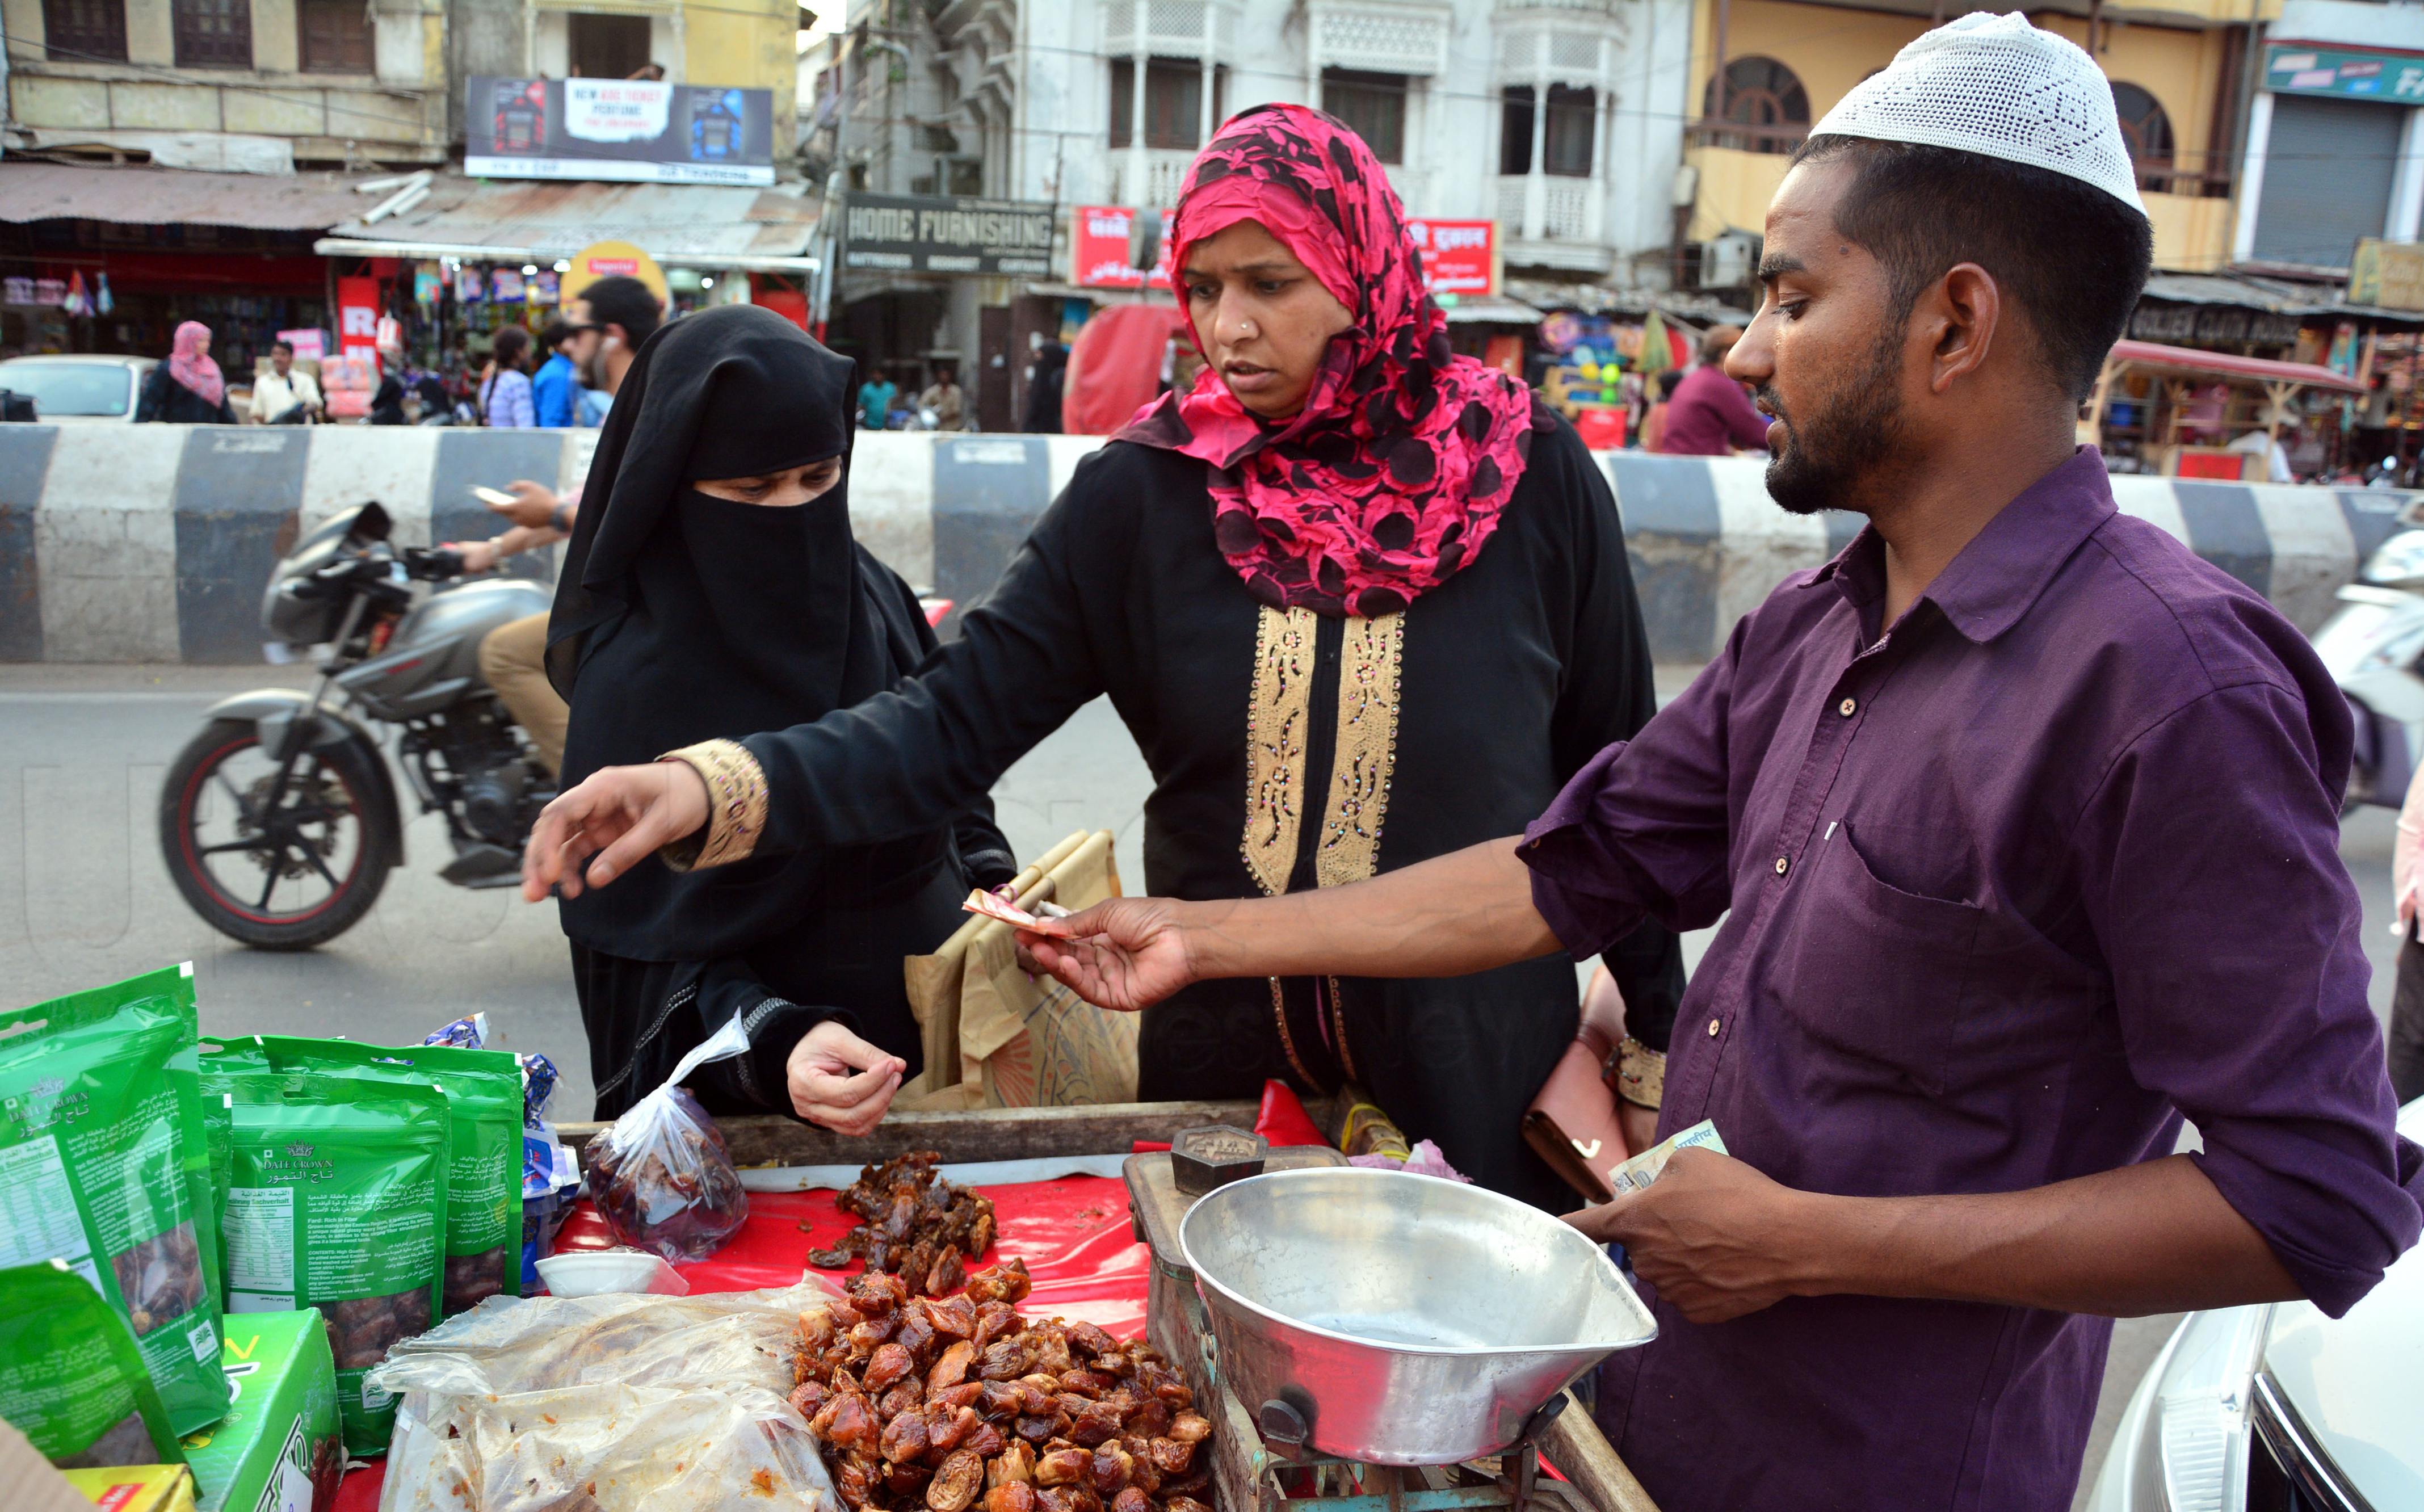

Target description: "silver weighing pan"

left=1179, top=1166, right=1658, bottom=1465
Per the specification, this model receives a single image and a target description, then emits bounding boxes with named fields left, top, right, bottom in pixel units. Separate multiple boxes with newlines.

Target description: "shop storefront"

left=316, top=173, right=822, bottom=396
left=832, top=192, right=1059, bottom=431
left=0, top=163, right=368, bottom=384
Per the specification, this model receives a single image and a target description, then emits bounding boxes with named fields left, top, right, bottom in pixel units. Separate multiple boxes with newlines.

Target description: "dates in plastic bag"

left=582, top=1017, right=753, bottom=1262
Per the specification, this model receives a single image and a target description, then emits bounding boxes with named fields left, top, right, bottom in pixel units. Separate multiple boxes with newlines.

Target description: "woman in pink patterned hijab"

left=526, top=104, right=1680, bottom=1206
left=1119, top=103, right=1540, bottom=616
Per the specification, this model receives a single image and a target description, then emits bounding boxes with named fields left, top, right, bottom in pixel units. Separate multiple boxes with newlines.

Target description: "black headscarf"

left=548, top=304, right=940, bottom=960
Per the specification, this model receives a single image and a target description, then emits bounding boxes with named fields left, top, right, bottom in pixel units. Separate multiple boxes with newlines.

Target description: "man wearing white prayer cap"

left=998, top=11, right=2423, bottom=1511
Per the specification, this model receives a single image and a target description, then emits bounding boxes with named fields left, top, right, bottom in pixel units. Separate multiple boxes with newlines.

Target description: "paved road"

left=0, top=662, right=2404, bottom=1502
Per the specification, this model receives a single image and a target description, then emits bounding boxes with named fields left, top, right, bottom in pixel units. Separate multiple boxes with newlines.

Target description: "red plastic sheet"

left=335, top=1173, right=1152, bottom=1509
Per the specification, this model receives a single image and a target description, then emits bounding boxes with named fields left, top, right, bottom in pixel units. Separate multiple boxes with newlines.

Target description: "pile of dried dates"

left=806, top=1150, right=1000, bottom=1297
left=791, top=1261, right=1213, bottom=1512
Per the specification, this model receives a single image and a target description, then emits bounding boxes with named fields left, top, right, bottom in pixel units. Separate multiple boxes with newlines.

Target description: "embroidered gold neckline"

left=1242, top=605, right=1405, bottom=1087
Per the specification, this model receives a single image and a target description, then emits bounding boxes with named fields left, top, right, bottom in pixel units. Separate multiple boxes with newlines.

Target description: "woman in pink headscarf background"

left=522, top=103, right=1682, bottom=1208
left=136, top=320, right=238, bottom=425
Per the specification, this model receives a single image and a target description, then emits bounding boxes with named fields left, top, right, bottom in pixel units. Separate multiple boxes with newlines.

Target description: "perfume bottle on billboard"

left=495, top=79, right=546, bottom=154
left=690, top=89, right=745, bottom=161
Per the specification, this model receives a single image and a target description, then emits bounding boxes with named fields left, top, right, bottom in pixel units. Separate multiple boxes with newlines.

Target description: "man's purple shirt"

left=1656, top=363, right=1771, bottom=455
left=1522, top=451, right=2423, bottom=1511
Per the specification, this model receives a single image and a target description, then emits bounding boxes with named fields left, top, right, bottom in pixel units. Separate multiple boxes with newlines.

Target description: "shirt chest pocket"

left=1763, top=822, right=1992, bottom=1101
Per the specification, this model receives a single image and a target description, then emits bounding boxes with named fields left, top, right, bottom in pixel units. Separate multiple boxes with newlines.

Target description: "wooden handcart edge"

left=553, top=1098, right=1266, bottom=1172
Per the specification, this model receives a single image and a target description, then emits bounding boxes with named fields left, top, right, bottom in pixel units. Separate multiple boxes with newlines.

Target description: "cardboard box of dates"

left=180, top=1309, right=343, bottom=1512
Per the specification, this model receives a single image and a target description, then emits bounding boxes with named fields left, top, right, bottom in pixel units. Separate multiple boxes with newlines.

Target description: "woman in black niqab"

left=547, top=304, right=1015, bottom=1125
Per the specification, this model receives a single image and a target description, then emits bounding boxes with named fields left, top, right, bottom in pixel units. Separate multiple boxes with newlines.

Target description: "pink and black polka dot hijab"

left=1116, top=103, right=1544, bottom=618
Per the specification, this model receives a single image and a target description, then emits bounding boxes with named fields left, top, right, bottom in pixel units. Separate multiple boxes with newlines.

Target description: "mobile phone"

left=470, top=485, right=519, bottom=507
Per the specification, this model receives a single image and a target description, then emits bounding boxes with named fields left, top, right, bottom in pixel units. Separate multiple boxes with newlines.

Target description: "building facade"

left=4, top=0, right=451, bottom=170
left=818, top=0, right=1695, bottom=287
left=1675, top=0, right=2287, bottom=288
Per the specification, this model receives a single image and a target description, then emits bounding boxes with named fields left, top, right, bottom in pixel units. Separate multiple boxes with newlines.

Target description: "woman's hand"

left=1017, top=898, right=1199, bottom=1013
left=786, top=1020, right=907, bottom=1135
left=454, top=539, right=500, bottom=574
left=521, top=760, right=711, bottom=901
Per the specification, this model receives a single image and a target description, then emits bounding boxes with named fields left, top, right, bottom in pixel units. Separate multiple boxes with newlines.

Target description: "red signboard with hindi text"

left=1070, top=208, right=1496, bottom=297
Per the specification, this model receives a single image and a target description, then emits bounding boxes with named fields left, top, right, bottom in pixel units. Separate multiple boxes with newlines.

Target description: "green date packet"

left=1, top=964, right=228, bottom=1436
left=199, top=1063, right=448, bottom=1457
left=0, top=1259, right=187, bottom=1469
left=212, top=1036, right=522, bottom=1317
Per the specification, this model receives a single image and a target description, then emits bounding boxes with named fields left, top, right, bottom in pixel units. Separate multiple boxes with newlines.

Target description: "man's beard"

left=1757, top=334, right=1906, bottom=517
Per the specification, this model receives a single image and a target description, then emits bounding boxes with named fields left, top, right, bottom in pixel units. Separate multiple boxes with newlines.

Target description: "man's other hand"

left=522, top=759, right=711, bottom=901
left=1019, top=898, right=1199, bottom=1012
left=787, top=1020, right=906, bottom=1135
left=1564, top=1148, right=1818, bottom=1324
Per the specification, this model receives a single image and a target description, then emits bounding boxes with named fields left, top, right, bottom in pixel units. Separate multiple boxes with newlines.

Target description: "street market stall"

left=5, top=964, right=1666, bottom=1512
left=2081, top=338, right=2369, bottom=479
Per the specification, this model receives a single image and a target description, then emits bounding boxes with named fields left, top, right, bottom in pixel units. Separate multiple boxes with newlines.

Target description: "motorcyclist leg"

left=479, top=612, right=568, bottom=776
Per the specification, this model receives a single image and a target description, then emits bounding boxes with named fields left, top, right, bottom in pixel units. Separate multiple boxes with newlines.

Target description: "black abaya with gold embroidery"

left=728, top=416, right=1679, bottom=1210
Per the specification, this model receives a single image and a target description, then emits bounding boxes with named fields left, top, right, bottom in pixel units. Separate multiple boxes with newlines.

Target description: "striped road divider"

left=0, top=426, right=2411, bottom=663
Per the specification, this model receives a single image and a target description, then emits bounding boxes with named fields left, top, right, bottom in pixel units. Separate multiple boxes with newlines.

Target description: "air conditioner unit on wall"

left=1697, top=231, right=1759, bottom=290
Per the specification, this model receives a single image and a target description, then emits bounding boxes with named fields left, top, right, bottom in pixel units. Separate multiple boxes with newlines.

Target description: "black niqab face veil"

left=548, top=303, right=859, bottom=712
left=547, top=304, right=917, bottom=960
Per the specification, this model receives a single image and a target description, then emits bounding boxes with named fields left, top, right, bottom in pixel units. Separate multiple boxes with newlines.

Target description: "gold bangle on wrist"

left=1611, top=1035, right=1665, bottom=1111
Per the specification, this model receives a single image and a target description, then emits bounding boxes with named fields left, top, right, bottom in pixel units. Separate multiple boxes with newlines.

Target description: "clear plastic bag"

left=583, top=1013, right=752, bottom=1262
left=368, top=1280, right=840, bottom=1512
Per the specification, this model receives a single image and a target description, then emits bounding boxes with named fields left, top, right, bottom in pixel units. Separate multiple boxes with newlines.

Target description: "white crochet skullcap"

left=1808, top=11, right=2146, bottom=215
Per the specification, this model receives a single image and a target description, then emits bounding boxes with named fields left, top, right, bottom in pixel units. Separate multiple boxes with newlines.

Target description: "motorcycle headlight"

left=2129, top=1304, right=2272, bottom=1512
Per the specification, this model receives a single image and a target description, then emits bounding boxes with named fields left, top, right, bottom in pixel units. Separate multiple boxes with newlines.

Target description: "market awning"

left=317, top=174, right=821, bottom=272
left=0, top=162, right=375, bottom=230
left=1438, top=294, right=1544, bottom=324
left=2103, top=339, right=2368, bottom=393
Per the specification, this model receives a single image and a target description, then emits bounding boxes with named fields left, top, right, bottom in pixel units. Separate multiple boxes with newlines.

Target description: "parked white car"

left=0, top=354, right=157, bottom=422
left=2085, top=1095, right=2424, bottom=1510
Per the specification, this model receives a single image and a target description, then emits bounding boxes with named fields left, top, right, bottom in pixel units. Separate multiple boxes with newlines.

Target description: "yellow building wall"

left=1687, top=0, right=2261, bottom=270
left=680, top=0, right=797, bottom=137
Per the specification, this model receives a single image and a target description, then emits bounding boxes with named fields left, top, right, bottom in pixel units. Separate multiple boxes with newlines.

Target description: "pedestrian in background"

left=136, top=320, right=237, bottom=424
left=471, top=281, right=664, bottom=774
left=1023, top=341, right=1066, bottom=433
left=247, top=339, right=322, bottom=425
left=1657, top=325, right=1769, bottom=456
left=919, top=364, right=967, bottom=429
left=857, top=369, right=896, bottom=429
left=1637, top=368, right=1684, bottom=453
left=532, top=321, right=586, bottom=428
left=481, top=327, right=536, bottom=428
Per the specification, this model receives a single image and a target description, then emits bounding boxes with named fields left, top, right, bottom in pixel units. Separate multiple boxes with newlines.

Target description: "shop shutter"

left=2252, top=94, right=2404, bottom=269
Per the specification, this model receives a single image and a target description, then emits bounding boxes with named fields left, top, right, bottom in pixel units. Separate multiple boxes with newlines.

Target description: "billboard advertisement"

left=465, top=77, right=774, bottom=186
left=842, top=194, right=1056, bottom=276
left=1070, top=207, right=1497, bottom=296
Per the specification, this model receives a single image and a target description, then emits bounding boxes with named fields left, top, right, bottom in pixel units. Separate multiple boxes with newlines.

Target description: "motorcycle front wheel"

left=159, top=719, right=397, bottom=950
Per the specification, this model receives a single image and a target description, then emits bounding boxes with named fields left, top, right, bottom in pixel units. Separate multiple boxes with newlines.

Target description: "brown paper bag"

left=897, top=829, right=1135, bottom=1108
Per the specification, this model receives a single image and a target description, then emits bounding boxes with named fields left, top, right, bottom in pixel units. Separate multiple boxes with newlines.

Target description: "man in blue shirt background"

left=531, top=319, right=588, bottom=428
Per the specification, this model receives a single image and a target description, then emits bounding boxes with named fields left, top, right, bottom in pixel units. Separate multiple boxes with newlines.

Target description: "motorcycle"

left=159, top=501, right=555, bottom=949
left=2316, top=500, right=2424, bottom=812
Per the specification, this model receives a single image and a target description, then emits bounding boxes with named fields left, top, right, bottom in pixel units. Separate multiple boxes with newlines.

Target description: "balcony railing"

left=1686, top=119, right=1807, bottom=156
left=1686, top=120, right=2235, bottom=199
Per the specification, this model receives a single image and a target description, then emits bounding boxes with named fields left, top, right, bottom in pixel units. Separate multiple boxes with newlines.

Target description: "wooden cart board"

left=553, top=1098, right=1264, bottom=1173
